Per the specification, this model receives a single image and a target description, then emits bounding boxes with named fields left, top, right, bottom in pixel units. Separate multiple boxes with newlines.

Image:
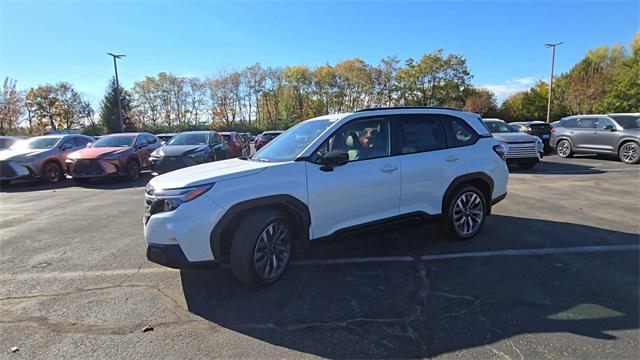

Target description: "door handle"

left=445, top=155, right=460, bottom=162
left=379, top=165, right=398, bottom=173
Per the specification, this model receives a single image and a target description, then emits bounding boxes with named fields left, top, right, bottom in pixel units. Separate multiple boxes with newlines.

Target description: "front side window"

left=254, top=119, right=334, bottom=162
left=596, top=118, right=615, bottom=129
left=74, top=137, right=91, bottom=147
left=60, top=138, right=75, bottom=148
left=92, top=136, right=136, bottom=148
left=316, top=118, right=391, bottom=162
left=446, top=117, right=478, bottom=147
left=400, top=116, right=446, bottom=154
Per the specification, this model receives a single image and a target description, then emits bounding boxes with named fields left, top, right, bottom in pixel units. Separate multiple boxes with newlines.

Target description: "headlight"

left=146, top=183, right=213, bottom=213
left=187, top=150, right=206, bottom=158
left=102, top=154, right=122, bottom=160
left=493, top=142, right=508, bottom=161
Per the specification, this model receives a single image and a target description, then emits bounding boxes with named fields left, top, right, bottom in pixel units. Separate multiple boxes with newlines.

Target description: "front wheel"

left=230, top=209, right=294, bottom=287
left=619, top=142, right=639, bottom=164
left=43, top=161, right=63, bottom=184
left=125, top=160, right=140, bottom=181
left=439, top=185, right=487, bottom=241
left=556, top=140, right=573, bottom=158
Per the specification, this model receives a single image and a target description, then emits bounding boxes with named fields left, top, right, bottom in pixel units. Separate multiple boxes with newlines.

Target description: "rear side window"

left=577, top=118, right=596, bottom=129
left=444, top=116, right=478, bottom=147
left=562, top=118, right=578, bottom=128
left=399, top=116, right=446, bottom=154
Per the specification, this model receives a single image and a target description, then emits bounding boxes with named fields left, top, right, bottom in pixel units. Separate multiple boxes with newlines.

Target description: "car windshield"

left=610, top=115, right=640, bottom=129
left=485, top=121, right=517, bottom=133
left=167, top=133, right=209, bottom=145
left=10, top=137, right=60, bottom=150
left=253, top=120, right=333, bottom=162
left=92, top=135, right=135, bottom=148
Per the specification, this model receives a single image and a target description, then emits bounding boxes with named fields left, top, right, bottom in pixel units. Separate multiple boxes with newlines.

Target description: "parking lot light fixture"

left=545, top=42, right=563, bottom=124
left=107, top=52, right=126, bottom=133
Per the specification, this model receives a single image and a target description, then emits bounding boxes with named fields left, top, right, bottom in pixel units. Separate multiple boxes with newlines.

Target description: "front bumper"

left=67, top=158, right=124, bottom=178
left=0, top=161, right=33, bottom=180
left=146, top=244, right=220, bottom=269
left=144, top=192, right=225, bottom=265
left=151, top=156, right=201, bottom=174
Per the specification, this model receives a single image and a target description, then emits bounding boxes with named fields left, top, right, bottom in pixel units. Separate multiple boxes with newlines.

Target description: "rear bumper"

left=146, top=244, right=220, bottom=269
left=491, top=192, right=507, bottom=206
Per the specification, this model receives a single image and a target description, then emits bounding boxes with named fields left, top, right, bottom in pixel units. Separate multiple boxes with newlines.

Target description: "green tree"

left=596, top=32, right=640, bottom=112
left=463, top=88, right=498, bottom=116
left=100, top=78, right=134, bottom=133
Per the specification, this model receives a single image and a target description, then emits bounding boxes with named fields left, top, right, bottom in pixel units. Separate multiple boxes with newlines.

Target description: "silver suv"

left=550, top=113, right=640, bottom=164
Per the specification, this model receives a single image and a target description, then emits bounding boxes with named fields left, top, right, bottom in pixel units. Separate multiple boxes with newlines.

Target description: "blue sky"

left=1, top=0, right=638, bottom=105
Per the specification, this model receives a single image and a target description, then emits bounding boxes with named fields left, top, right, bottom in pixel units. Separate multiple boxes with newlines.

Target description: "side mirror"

left=60, top=143, right=73, bottom=151
left=604, top=125, right=615, bottom=131
left=318, top=150, right=349, bottom=172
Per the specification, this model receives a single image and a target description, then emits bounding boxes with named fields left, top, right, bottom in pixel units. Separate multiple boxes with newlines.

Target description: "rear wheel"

left=125, top=159, right=140, bottom=181
left=230, top=208, right=294, bottom=287
left=556, top=140, right=573, bottom=158
left=43, top=161, right=63, bottom=184
left=439, top=185, right=487, bottom=241
left=619, top=142, right=639, bottom=164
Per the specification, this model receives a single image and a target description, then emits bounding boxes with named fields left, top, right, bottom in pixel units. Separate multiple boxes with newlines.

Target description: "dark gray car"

left=150, top=131, right=229, bottom=174
left=550, top=113, right=640, bottom=164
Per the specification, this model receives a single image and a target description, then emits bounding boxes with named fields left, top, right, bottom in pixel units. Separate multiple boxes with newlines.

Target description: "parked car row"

left=482, top=118, right=544, bottom=169
left=0, top=129, right=285, bottom=187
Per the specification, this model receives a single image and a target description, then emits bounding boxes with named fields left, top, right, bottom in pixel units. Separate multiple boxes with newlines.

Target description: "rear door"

left=306, top=116, right=401, bottom=238
left=398, top=114, right=464, bottom=215
left=573, top=118, right=596, bottom=150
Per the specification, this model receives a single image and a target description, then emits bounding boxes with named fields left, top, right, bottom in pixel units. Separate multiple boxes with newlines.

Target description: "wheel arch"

left=210, top=195, right=311, bottom=262
left=442, top=172, right=494, bottom=214
left=40, top=157, right=63, bottom=176
left=617, top=138, right=639, bottom=152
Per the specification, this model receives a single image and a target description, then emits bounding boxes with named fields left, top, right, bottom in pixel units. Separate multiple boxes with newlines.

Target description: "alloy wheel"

left=557, top=141, right=570, bottom=157
left=46, top=163, right=61, bottom=183
left=253, top=221, right=292, bottom=281
left=620, top=143, right=638, bottom=164
left=452, top=191, right=484, bottom=236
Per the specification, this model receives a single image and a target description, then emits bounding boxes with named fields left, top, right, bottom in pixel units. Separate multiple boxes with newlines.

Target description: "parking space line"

left=418, top=244, right=639, bottom=261
left=1, top=245, right=637, bottom=281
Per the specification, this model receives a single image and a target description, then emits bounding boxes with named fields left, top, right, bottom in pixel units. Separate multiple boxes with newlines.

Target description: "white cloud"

left=480, top=76, right=543, bottom=104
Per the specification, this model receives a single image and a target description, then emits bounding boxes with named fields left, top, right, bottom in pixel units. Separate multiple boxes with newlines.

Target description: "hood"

left=492, top=132, right=538, bottom=143
left=149, top=158, right=279, bottom=190
left=0, top=148, right=51, bottom=161
left=72, top=147, right=131, bottom=159
left=155, top=145, right=208, bottom=157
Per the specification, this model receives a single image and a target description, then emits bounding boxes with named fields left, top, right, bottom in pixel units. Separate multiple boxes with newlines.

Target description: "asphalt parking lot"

left=1, top=154, right=638, bottom=359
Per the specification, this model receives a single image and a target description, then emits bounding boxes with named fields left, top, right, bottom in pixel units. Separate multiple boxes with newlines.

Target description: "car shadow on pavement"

left=0, top=173, right=152, bottom=192
left=179, top=216, right=639, bottom=358
left=510, top=160, right=606, bottom=175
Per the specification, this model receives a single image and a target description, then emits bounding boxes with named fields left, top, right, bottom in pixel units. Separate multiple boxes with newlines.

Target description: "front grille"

left=154, top=156, right=189, bottom=174
left=0, top=161, right=17, bottom=178
left=506, top=142, right=538, bottom=159
left=73, top=159, right=105, bottom=176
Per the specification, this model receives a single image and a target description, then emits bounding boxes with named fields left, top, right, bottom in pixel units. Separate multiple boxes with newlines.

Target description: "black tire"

left=619, top=142, right=640, bottom=164
left=556, top=140, right=573, bottom=158
left=518, top=161, right=538, bottom=170
left=439, top=185, right=487, bottom=241
left=74, top=177, right=90, bottom=184
left=43, top=161, right=63, bottom=184
left=230, top=208, right=295, bottom=287
left=125, top=159, right=140, bottom=181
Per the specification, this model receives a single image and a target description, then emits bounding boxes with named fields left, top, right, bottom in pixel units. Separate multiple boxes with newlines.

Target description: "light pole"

left=544, top=42, right=563, bottom=123
left=107, top=53, right=126, bottom=132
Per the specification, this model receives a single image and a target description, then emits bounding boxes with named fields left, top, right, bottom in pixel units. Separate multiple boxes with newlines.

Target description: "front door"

left=306, top=117, right=401, bottom=239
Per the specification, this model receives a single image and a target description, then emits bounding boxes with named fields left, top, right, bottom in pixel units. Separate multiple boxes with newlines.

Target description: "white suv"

left=144, top=107, right=509, bottom=286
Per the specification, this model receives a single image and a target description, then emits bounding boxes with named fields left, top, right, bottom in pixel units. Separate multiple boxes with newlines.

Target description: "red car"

left=219, top=132, right=246, bottom=158
left=66, top=133, right=160, bottom=183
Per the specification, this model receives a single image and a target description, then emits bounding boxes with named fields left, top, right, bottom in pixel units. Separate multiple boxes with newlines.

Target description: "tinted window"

left=145, top=134, right=157, bottom=144
left=445, top=117, right=478, bottom=147
left=595, top=118, right=615, bottom=129
left=610, top=115, right=640, bottom=129
left=577, top=118, right=596, bottom=129
left=400, top=117, right=446, bottom=154
left=212, top=133, right=223, bottom=143
left=60, top=138, right=75, bottom=148
left=73, top=136, right=91, bottom=147
left=317, top=118, right=390, bottom=162
left=562, top=118, right=578, bottom=128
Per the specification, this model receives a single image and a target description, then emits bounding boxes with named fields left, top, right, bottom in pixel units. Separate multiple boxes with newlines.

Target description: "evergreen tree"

left=100, top=78, right=134, bottom=133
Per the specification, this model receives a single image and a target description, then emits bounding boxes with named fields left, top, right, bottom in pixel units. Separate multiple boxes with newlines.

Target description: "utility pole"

left=107, top=53, right=126, bottom=132
left=544, top=42, right=563, bottom=123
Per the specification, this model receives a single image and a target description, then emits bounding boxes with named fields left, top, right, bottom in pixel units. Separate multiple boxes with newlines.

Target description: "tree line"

left=1, top=32, right=637, bottom=136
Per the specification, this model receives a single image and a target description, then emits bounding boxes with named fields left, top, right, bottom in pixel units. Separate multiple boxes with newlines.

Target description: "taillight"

left=493, top=143, right=508, bottom=161
left=550, top=129, right=556, bottom=134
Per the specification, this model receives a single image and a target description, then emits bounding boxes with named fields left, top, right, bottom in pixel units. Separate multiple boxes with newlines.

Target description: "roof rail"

left=355, top=106, right=461, bottom=113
